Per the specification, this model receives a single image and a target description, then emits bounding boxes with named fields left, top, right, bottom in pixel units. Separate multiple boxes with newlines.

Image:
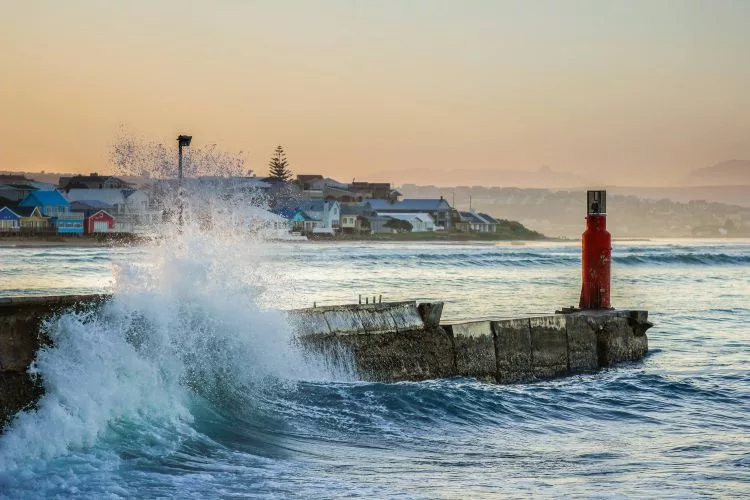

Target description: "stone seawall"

left=0, top=295, right=651, bottom=430
left=292, top=303, right=651, bottom=383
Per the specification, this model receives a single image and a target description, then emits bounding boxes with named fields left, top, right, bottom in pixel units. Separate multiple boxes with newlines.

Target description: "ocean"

left=0, top=237, right=748, bottom=498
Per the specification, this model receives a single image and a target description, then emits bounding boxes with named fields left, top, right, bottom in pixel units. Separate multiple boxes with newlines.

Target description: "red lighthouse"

left=579, top=190, right=611, bottom=309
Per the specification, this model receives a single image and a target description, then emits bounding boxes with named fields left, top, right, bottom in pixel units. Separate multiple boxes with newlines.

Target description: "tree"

left=268, top=145, right=293, bottom=182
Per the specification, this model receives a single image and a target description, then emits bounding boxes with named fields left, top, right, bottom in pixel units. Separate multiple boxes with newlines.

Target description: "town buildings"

left=0, top=170, right=516, bottom=238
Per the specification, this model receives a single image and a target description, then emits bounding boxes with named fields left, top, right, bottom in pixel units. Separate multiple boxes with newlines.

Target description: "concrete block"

left=330, top=329, right=455, bottom=382
left=357, top=307, right=399, bottom=334
left=388, top=302, right=425, bottom=332
left=322, top=308, right=366, bottom=335
left=493, top=318, right=532, bottom=383
left=450, top=321, right=495, bottom=382
left=529, top=315, right=569, bottom=379
left=417, top=302, right=444, bottom=329
left=287, top=309, right=331, bottom=337
left=596, top=315, right=648, bottom=367
left=564, top=315, right=598, bottom=373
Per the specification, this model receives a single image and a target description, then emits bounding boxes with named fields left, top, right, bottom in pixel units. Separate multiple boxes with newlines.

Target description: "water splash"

left=0, top=137, right=351, bottom=471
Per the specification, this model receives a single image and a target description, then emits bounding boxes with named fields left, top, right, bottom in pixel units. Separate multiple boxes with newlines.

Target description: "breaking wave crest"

left=0, top=196, right=354, bottom=473
left=294, top=249, right=750, bottom=268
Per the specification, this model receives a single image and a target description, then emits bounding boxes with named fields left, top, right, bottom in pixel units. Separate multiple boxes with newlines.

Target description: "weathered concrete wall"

left=291, top=304, right=651, bottom=384
left=1, top=295, right=651, bottom=431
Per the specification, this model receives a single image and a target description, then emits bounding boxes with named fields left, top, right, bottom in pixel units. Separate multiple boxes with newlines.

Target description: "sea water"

left=0, top=237, right=748, bottom=497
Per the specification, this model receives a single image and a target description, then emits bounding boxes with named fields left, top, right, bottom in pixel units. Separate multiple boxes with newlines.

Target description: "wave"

left=283, top=249, right=750, bottom=268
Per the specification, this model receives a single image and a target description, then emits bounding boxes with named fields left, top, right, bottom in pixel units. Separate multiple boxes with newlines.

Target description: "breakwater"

left=1, top=295, right=650, bottom=430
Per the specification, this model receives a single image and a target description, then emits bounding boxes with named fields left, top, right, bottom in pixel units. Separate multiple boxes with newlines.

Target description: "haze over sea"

left=0, top=238, right=748, bottom=498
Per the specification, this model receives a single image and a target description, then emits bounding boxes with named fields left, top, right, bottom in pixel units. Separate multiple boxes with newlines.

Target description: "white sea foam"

left=0, top=179, right=350, bottom=471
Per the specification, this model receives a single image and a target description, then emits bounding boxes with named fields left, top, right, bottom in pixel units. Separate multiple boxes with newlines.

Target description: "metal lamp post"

left=177, top=135, right=192, bottom=227
left=177, top=135, right=192, bottom=180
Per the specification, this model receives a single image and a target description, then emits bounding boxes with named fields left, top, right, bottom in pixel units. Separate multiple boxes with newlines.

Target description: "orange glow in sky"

left=1, top=1, right=749, bottom=186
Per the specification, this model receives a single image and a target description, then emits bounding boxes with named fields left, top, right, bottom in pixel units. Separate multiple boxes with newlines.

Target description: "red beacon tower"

left=579, top=190, right=611, bottom=309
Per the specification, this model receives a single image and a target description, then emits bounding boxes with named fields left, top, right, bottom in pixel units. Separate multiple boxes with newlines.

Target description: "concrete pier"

left=0, top=295, right=651, bottom=430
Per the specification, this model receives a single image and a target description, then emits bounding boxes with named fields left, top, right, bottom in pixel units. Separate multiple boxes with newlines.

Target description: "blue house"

left=19, top=190, right=70, bottom=217
left=19, top=191, right=84, bottom=234
left=0, top=206, right=21, bottom=231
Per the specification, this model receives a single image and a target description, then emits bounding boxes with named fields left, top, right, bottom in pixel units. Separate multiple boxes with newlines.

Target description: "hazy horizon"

left=2, top=1, right=749, bottom=186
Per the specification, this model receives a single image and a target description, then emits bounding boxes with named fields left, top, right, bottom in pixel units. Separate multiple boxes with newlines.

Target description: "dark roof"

left=459, top=211, right=485, bottom=223
left=350, top=181, right=391, bottom=191
left=297, top=174, right=324, bottom=183
left=0, top=174, right=32, bottom=183
left=0, top=196, right=18, bottom=207
left=13, top=206, right=42, bottom=217
left=478, top=212, right=499, bottom=224
left=460, top=211, right=499, bottom=224
left=341, top=204, right=373, bottom=216
left=366, top=199, right=451, bottom=212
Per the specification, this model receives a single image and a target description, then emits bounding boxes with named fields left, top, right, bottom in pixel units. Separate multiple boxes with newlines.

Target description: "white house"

left=295, top=200, right=341, bottom=234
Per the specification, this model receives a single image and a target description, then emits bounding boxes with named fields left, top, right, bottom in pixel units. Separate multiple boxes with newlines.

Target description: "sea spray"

left=0, top=138, right=355, bottom=472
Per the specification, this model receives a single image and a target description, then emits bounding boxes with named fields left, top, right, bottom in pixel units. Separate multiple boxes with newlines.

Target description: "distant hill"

left=371, top=165, right=583, bottom=188
left=399, top=184, right=750, bottom=238
left=682, top=160, right=750, bottom=186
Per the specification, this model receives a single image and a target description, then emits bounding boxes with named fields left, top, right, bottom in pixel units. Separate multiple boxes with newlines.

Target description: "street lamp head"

left=177, top=135, right=192, bottom=147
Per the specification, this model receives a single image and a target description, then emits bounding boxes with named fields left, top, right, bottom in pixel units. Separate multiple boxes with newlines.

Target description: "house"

left=19, top=191, right=83, bottom=234
left=65, top=188, right=153, bottom=230
left=340, top=204, right=374, bottom=234
left=236, top=207, right=294, bottom=239
left=377, top=212, right=436, bottom=232
left=0, top=206, right=21, bottom=231
left=349, top=182, right=394, bottom=201
left=362, top=215, right=397, bottom=234
left=84, top=211, right=115, bottom=234
left=364, top=197, right=456, bottom=230
left=15, top=206, right=49, bottom=231
left=287, top=200, right=341, bottom=234
left=0, top=184, right=38, bottom=203
left=59, top=173, right=133, bottom=190
left=457, top=210, right=500, bottom=232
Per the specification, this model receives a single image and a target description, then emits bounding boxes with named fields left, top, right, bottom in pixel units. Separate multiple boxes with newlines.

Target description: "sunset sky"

left=1, top=0, right=749, bottom=186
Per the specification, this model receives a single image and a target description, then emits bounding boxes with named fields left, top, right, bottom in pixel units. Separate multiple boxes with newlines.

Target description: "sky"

left=1, top=0, right=749, bottom=187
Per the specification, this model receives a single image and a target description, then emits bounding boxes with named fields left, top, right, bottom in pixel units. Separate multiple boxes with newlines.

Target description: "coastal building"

left=340, top=204, right=371, bottom=234
left=0, top=203, right=50, bottom=232
left=84, top=210, right=115, bottom=234
left=0, top=206, right=21, bottom=231
left=18, top=191, right=84, bottom=235
left=237, top=207, right=293, bottom=239
left=349, top=182, right=397, bottom=202
left=0, top=184, right=37, bottom=203
left=377, top=213, right=436, bottom=232
left=19, top=190, right=71, bottom=218
left=363, top=214, right=397, bottom=234
left=457, top=210, right=501, bottom=232
left=65, top=188, right=153, bottom=230
left=364, top=198, right=456, bottom=230
left=287, top=200, right=341, bottom=234
left=59, top=173, right=133, bottom=191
